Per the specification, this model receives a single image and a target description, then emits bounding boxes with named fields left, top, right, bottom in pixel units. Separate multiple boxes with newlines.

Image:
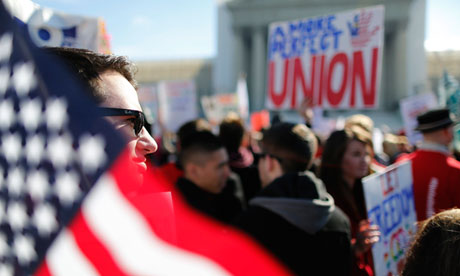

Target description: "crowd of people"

left=49, top=46, right=460, bottom=275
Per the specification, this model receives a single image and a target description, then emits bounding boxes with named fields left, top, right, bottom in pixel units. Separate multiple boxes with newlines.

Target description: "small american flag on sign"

left=0, top=2, right=290, bottom=276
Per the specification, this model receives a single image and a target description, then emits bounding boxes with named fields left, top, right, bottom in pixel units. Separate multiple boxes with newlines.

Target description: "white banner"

left=4, top=0, right=101, bottom=51
left=362, top=161, right=417, bottom=276
left=201, top=93, right=239, bottom=126
left=157, top=80, right=198, bottom=133
left=399, top=93, right=438, bottom=145
left=267, top=5, right=384, bottom=110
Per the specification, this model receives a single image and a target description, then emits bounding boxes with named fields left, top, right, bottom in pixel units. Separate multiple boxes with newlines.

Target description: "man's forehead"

left=98, top=70, right=141, bottom=111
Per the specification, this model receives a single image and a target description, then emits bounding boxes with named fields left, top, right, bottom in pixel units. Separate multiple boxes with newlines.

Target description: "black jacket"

left=176, top=177, right=242, bottom=224
left=234, top=171, right=351, bottom=276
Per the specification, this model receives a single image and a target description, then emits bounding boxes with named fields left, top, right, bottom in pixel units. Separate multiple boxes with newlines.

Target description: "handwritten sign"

left=4, top=0, right=103, bottom=52
left=201, top=93, right=239, bottom=126
left=267, top=6, right=384, bottom=110
left=362, top=161, right=417, bottom=276
left=158, top=80, right=198, bottom=132
left=399, top=93, right=438, bottom=145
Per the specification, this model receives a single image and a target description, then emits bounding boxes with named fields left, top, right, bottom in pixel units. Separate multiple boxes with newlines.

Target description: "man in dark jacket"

left=234, top=123, right=351, bottom=275
left=176, top=130, right=242, bottom=223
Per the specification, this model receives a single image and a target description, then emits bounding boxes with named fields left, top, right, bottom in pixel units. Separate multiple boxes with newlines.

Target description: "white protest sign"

left=236, top=76, right=249, bottom=120
left=267, top=5, right=384, bottom=110
left=201, top=93, right=239, bottom=126
left=158, top=80, right=198, bottom=132
left=362, top=161, right=417, bottom=276
left=4, top=0, right=104, bottom=52
left=399, top=93, right=438, bottom=145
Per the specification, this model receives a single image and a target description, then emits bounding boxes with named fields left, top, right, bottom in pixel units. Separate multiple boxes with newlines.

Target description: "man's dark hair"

left=44, top=47, right=137, bottom=103
left=219, top=113, right=245, bottom=153
left=261, top=122, right=317, bottom=173
left=179, top=130, right=224, bottom=167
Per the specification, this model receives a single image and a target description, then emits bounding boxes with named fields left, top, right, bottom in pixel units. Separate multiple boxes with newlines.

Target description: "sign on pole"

left=362, top=161, right=417, bottom=276
left=267, top=5, right=384, bottom=110
left=201, top=93, right=239, bottom=126
left=4, top=0, right=108, bottom=53
left=158, top=80, right=198, bottom=132
left=399, top=93, right=438, bottom=145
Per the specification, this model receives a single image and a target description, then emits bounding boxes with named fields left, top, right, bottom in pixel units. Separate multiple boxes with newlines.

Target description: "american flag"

left=0, top=3, right=289, bottom=276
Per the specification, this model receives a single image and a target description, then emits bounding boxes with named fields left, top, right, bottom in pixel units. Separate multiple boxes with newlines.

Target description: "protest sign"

left=363, top=161, right=417, bottom=276
left=399, top=93, right=438, bottom=145
left=138, top=84, right=161, bottom=134
left=3, top=0, right=108, bottom=52
left=250, top=110, right=270, bottom=132
left=236, top=75, right=249, bottom=120
left=267, top=5, right=384, bottom=110
left=158, top=80, right=198, bottom=132
left=201, top=93, right=239, bottom=126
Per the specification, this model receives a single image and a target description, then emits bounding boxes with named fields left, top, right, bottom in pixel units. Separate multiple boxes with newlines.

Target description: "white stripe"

left=82, top=174, right=230, bottom=276
left=426, top=177, right=438, bottom=218
left=46, top=229, right=99, bottom=276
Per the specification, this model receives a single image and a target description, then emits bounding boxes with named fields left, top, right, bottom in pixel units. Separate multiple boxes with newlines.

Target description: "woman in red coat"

left=319, top=129, right=381, bottom=276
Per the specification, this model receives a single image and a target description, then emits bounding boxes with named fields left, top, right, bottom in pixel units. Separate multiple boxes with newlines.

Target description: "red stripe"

left=34, top=261, right=51, bottom=276
left=68, top=211, right=127, bottom=276
left=111, top=149, right=291, bottom=275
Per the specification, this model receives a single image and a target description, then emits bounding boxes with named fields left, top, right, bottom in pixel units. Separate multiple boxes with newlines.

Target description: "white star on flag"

left=26, top=169, right=49, bottom=201
left=0, top=233, right=8, bottom=258
left=33, top=203, right=58, bottom=236
left=0, top=66, right=10, bottom=95
left=7, top=202, right=28, bottom=231
left=0, top=201, right=5, bottom=222
left=55, top=171, right=80, bottom=206
left=0, top=32, right=12, bottom=62
left=0, top=264, right=13, bottom=276
left=14, top=234, right=37, bottom=265
left=7, top=167, right=24, bottom=196
left=47, top=133, right=74, bottom=168
left=1, top=132, right=22, bottom=163
left=78, top=134, right=107, bottom=173
left=45, top=97, right=68, bottom=131
left=0, top=99, right=14, bottom=130
left=12, top=62, right=36, bottom=96
left=19, top=98, right=42, bottom=132
left=25, top=134, right=45, bottom=166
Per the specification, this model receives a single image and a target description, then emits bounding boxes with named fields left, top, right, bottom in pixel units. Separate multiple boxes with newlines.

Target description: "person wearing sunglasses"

left=46, top=47, right=157, bottom=177
left=234, top=122, right=351, bottom=276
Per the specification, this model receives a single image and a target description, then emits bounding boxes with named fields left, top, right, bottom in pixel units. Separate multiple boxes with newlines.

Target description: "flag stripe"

left=82, top=173, right=230, bottom=276
left=69, top=212, right=126, bottom=276
left=46, top=229, right=99, bottom=276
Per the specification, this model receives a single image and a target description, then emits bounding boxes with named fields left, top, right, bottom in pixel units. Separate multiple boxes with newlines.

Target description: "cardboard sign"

left=362, top=161, right=417, bottom=276
left=157, top=80, right=198, bottom=132
left=267, top=6, right=384, bottom=110
left=399, top=93, right=438, bottom=145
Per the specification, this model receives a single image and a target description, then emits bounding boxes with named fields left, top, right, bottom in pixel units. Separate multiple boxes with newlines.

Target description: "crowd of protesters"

left=148, top=104, right=460, bottom=275
left=50, top=46, right=460, bottom=276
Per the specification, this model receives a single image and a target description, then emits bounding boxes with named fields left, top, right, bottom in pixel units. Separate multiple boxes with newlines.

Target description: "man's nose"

left=138, top=127, right=158, bottom=154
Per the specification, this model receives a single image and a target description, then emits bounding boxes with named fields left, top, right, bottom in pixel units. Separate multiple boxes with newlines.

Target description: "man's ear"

left=267, top=155, right=282, bottom=175
left=184, top=162, right=199, bottom=179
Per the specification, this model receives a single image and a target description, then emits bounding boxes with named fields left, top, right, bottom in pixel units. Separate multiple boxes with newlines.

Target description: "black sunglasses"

left=98, top=108, right=145, bottom=137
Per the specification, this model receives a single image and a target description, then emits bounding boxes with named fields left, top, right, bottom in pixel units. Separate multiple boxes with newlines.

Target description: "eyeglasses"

left=98, top=107, right=145, bottom=137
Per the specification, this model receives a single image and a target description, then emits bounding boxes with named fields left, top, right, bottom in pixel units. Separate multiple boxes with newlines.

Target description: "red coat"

left=396, top=146, right=460, bottom=221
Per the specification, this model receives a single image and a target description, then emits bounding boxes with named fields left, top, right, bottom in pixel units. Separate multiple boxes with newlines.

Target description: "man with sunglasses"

left=234, top=123, right=351, bottom=275
left=46, top=47, right=157, bottom=177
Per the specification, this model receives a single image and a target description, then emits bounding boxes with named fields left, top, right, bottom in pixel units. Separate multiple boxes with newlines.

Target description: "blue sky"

left=33, top=0, right=460, bottom=60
